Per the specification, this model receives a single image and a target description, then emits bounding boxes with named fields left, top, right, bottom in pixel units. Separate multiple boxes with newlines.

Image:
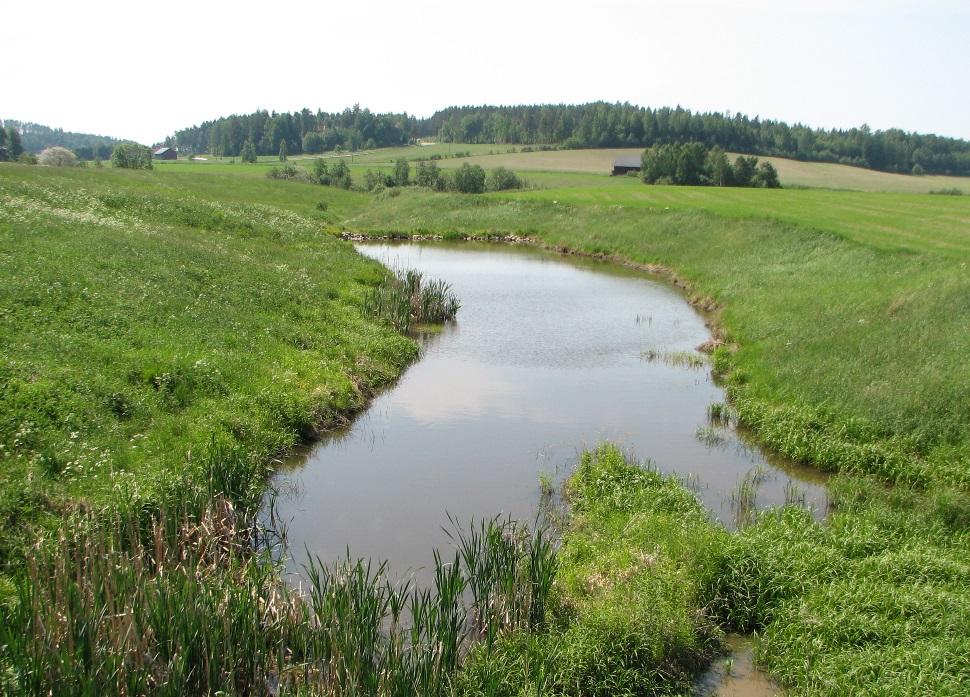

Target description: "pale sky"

left=4, top=0, right=969, bottom=144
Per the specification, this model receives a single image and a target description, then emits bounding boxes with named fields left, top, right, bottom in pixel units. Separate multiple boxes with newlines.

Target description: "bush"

left=486, top=166, right=522, bottom=191
left=111, top=143, right=152, bottom=170
left=394, top=158, right=410, bottom=186
left=17, top=152, right=38, bottom=165
left=313, top=158, right=352, bottom=189
left=451, top=163, right=486, bottom=194
left=37, top=147, right=77, bottom=167
left=415, top=161, right=445, bottom=190
left=265, top=165, right=304, bottom=180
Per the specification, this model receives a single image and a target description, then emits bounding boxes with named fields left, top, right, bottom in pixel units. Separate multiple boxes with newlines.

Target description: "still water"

left=273, top=242, right=825, bottom=581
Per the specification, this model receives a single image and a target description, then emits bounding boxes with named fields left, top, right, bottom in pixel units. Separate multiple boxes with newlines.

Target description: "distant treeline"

left=0, top=120, right=121, bottom=160
left=171, top=106, right=415, bottom=158
left=170, top=102, right=970, bottom=176
left=428, top=104, right=970, bottom=176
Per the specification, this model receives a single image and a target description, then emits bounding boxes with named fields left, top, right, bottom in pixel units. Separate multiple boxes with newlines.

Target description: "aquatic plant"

left=1, top=500, right=555, bottom=696
left=364, top=267, right=461, bottom=333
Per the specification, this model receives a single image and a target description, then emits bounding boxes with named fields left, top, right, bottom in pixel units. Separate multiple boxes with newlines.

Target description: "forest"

left=0, top=120, right=120, bottom=160
left=170, top=102, right=970, bottom=176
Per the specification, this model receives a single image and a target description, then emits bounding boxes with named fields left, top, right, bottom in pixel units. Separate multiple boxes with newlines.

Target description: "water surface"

left=274, top=242, right=825, bottom=581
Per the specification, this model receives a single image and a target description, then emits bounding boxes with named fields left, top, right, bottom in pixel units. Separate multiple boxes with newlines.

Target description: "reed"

left=363, top=267, right=461, bottom=333
left=0, top=503, right=555, bottom=696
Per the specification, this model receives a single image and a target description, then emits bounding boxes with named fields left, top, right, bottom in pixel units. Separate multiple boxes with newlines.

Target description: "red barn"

left=152, top=147, right=177, bottom=160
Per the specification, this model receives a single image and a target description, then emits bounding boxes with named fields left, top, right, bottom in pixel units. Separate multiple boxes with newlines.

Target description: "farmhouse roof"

left=613, top=155, right=641, bottom=168
left=153, top=147, right=172, bottom=156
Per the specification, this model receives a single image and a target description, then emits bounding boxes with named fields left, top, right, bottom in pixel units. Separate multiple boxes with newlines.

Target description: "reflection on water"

left=273, top=242, right=826, bottom=582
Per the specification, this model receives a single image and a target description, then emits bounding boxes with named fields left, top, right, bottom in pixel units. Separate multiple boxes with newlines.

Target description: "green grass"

left=711, top=475, right=970, bottom=695
left=4, top=150, right=970, bottom=695
left=454, top=445, right=726, bottom=696
left=506, top=180, right=970, bottom=257
left=0, top=164, right=414, bottom=574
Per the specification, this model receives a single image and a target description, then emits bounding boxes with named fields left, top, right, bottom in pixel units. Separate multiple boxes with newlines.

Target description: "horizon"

left=4, top=0, right=969, bottom=144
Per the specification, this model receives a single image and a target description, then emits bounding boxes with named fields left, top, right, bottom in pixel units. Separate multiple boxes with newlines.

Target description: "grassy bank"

left=712, top=474, right=970, bottom=694
left=0, top=166, right=415, bottom=583
left=456, top=445, right=727, bottom=696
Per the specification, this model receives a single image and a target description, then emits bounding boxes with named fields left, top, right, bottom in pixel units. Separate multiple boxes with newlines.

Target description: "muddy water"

left=273, top=242, right=826, bottom=582
left=694, top=635, right=780, bottom=697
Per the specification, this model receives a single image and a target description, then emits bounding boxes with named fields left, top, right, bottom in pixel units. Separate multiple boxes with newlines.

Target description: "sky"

left=4, top=0, right=969, bottom=144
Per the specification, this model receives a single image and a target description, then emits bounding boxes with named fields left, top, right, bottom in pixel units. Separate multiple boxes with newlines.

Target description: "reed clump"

left=364, top=268, right=460, bottom=333
left=0, top=501, right=556, bottom=696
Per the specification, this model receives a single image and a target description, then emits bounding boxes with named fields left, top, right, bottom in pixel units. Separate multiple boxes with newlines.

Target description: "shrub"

left=416, top=161, right=445, bottom=190
left=451, top=163, right=486, bottom=194
left=111, top=143, right=152, bottom=170
left=486, top=166, right=522, bottom=191
left=265, top=165, right=304, bottom=180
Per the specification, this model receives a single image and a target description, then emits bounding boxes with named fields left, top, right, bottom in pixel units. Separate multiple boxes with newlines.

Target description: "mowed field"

left=502, top=178, right=970, bottom=257
left=430, top=146, right=970, bottom=194
left=159, top=143, right=970, bottom=194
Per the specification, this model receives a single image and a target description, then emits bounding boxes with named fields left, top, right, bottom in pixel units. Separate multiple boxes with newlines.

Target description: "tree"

left=393, top=158, right=410, bottom=186
left=752, top=160, right=781, bottom=188
left=733, top=155, right=758, bottom=187
left=7, top=127, right=24, bottom=159
left=110, top=143, right=153, bottom=169
left=302, top=131, right=325, bottom=154
left=240, top=140, right=257, bottom=163
left=38, top=147, right=77, bottom=167
left=674, top=142, right=707, bottom=185
left=278, top=140, right=288, bottom=161
left=451, top=163, right=486, bottom=193
left=705, top=146, right=733, bottom=186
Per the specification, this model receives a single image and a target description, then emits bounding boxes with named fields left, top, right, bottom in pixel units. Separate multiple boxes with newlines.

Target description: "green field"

left=2, top=152, right=969, bottom=695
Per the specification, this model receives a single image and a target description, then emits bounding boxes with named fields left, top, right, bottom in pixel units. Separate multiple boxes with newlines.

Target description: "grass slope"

left=0, top=164, right=414, bottom=574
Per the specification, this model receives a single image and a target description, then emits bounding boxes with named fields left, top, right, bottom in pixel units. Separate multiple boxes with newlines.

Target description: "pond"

left=273, top=242, right=826, bottom=582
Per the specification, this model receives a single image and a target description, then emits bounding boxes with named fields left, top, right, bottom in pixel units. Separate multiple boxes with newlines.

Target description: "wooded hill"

left=1, top=119, right=122, bottom=160
left=170, top=102, right=970, bottom=176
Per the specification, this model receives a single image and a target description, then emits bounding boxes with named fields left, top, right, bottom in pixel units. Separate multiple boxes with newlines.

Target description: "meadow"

left=1, top=149, right=969, bottom=695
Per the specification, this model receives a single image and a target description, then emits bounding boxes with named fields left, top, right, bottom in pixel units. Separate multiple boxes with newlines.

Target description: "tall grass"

left=0, top=501, right=556, bottom=696
left=363, top=268, right=461, bottom=333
